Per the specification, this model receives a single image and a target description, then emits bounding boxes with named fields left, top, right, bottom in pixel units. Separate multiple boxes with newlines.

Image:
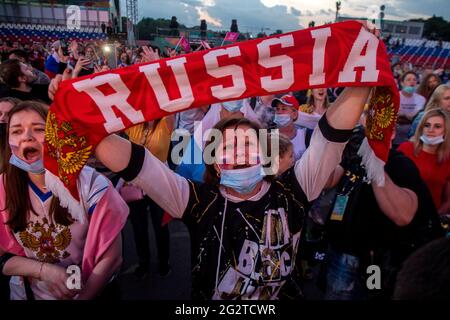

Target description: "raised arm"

left=95, top=134, right=190, bottom=218
left=295, top=87, right=371, bottom=201
left=326, top=87, right=371, bottom=130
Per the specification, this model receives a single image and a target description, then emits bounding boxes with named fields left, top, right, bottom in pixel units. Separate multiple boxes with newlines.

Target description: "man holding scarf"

left=36, top=21, right=400, bottom=300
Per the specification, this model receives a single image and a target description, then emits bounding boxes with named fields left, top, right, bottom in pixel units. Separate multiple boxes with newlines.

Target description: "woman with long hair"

left=408, top=84, right=450, bottom=138
left=0, top=97, right=19, bottom=173
left=296, top=88, right=330, bottom=130
left=416, top=73, right=441, bottom=101
left=118, top=52, right=131, bottom=68
left=398, top=109, right=450, bottom=214
left=0, top=101, right=128, bottom=300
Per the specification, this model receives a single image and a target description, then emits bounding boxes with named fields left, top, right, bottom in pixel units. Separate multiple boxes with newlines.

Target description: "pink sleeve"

left=81, top=185, right=129, bottom=281
left=0, top=175, right=25, bottom=256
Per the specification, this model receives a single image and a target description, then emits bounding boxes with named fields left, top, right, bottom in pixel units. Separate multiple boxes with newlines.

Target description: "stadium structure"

left=0, top=1, right=122, bottom=43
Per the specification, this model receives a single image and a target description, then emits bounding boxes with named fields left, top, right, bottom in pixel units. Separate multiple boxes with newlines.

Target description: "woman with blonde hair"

left=399, top=109, right=450, bottom=214
left=408, top=84, right=450, bottom=138
left=296, top=88, right=330, bottom=130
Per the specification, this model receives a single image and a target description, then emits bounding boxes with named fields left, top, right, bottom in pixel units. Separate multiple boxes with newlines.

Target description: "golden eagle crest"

left=45, top=111, right=93, bottom=185
left=366, top=88, right=397, bottom=141
left=19, top=217, right=72, bottom=264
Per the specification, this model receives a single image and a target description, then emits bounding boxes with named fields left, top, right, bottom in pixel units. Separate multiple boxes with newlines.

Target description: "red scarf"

left=45, top=21, right=399, bottom=200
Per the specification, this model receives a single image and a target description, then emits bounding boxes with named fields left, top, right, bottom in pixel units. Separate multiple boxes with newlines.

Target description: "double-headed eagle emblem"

left=45, top=112, right=93, bottom=184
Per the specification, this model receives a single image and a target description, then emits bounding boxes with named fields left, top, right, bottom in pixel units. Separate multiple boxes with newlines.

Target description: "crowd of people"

left=0, top=22, right=449, bottom=301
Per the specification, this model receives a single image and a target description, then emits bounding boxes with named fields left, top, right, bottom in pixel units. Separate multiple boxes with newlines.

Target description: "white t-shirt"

left=291, top=128, right=307, bottom=161
left=176, top=108, right=206, bottom=134
left=295, top=112, right=322, bottom=130
left=399, top=92, right=426, bottom=119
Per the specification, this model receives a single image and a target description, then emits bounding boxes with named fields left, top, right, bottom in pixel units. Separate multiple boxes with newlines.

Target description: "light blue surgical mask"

left=420, top=134, right=444, bottom=145
left=222, top=100, right=243, bottom=112
left=402, top=86, right=416, bottom=94
left=9, top=154, right=45, bottom=174
left=273, top=114, right=292, bottom=128
left=220, top=164, right=264, bottom=194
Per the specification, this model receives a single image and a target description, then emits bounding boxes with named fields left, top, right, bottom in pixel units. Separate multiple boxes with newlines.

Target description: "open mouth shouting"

left=317, top=90, right=325, bottom=98
left=22, top=146, right=41, bottom=163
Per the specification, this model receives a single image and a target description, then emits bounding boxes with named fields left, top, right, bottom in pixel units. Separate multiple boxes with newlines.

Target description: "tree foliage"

left=136, top=17, right=187, bottom=40
left=410, top=15, right=450, bottom=41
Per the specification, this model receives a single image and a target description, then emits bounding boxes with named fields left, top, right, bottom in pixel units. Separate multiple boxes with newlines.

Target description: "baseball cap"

left=271, top=95, right=299, bottom=109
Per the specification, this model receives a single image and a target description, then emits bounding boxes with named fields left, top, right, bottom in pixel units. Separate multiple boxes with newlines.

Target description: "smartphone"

left=88, top=59, right=95, bottom=69
left=60, top=39, right=69, bottom=56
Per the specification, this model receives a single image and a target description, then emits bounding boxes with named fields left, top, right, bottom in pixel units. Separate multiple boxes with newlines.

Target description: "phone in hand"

left=60, top=39, right=69, bottom=56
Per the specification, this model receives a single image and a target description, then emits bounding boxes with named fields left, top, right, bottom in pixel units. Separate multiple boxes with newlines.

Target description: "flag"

left=224, top=32, right=239, bottom=42
left=200, top=40, right=211, bottom=50
left=178, top=36, right=191, bottom=53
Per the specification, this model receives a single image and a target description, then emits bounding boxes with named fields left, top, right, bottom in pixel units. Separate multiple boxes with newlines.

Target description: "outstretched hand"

left=356, top=19, right=381, bottom=39
left=48, top=68, right=72, bottom=101
left=140, top=46, right=160, bottom=63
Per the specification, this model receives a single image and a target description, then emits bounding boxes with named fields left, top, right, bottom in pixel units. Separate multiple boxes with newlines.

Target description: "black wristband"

left=0, top=253, right=15, bottom=276
left=116, top=142, right=145, bottom=182
left=318, top=113, right=354, bottom=143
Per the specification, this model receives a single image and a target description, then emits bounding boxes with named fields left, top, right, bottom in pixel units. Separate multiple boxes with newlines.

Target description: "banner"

left=45, top=21, right=399, bottom=200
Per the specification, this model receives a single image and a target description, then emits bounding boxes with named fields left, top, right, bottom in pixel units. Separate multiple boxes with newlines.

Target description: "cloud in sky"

left=132, top=0, right=450, bottom=34
left=195, top=6, right=223, bottom=27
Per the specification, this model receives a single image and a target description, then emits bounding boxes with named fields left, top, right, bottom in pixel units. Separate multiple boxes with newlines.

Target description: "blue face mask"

left=222, top=100, right=243, bottom=112
left=402, top=86, right=416, bottom=94
left=9, top=154, right=45, bottom=174
left=273, top=114, right=292, bottom=128
left=420, top=134, right=444, bottom=145
left=220, top=164, right=264, bottom=194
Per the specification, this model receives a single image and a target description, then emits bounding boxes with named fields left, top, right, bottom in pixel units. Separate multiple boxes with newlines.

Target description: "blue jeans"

left=324, top=247, right=367, bottom=300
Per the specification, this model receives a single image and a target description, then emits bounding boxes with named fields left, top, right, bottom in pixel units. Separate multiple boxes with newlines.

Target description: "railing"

left=156, top=27, right=214, bottom=37
left=441, top=50, right=450, bottom=69
left=432, top=47, right=445, bottom=69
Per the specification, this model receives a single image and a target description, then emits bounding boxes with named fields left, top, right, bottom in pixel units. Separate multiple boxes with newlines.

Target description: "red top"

left=398, top=141, right=450, bottom=209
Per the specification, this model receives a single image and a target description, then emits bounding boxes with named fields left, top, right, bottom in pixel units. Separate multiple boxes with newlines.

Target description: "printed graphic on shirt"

left=18, top=217, right=72, bottom=263
left=213, top=207, right=301, bottom=300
